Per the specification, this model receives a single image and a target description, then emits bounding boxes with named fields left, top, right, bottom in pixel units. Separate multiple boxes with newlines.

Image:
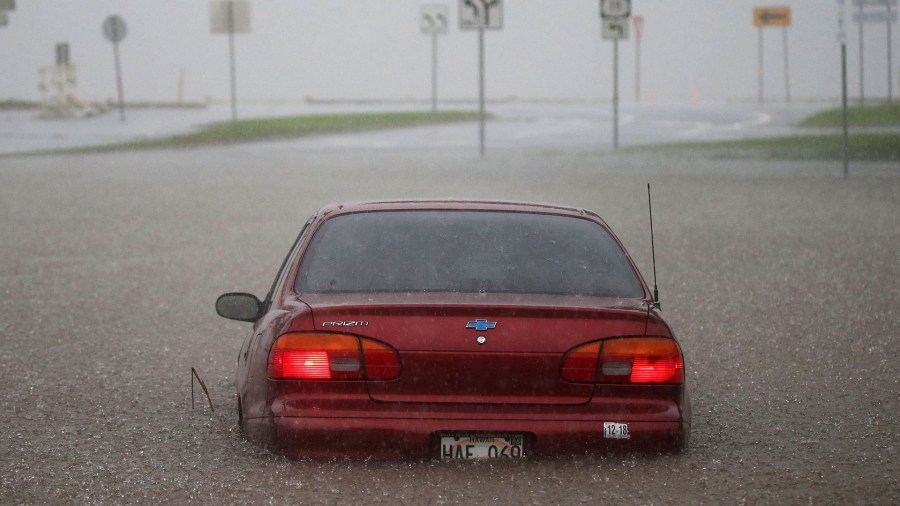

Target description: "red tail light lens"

left=561, top=342, right=602, bottom=383
left=562, top=337, right=683, bottom=385
left=269, top=333, right=400, bottom=380
left=600, top=338, right=683, bottom=384
left=361, top=339, right=403, bottom=379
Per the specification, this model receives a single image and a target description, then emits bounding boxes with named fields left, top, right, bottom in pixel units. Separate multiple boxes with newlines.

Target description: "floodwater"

left=0, top=112, right=898, bottom=504
left=0, top=101, right=828, bottom=154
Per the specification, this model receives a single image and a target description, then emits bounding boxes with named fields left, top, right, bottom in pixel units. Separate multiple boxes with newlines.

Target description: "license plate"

left=603, top=422, right=630, bottom=439
left=439, top=433, right=525, bottom=459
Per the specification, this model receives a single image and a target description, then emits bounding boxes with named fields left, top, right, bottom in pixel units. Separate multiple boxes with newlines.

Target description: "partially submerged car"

left=216, top=200, right=690, bottom=459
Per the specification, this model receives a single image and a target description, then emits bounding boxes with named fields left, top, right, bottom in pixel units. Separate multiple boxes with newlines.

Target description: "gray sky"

left=0, top=1, right=896, bottom=105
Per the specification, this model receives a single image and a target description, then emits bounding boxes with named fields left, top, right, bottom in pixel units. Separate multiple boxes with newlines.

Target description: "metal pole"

left=613, top=37, right=619, bottom=149
left=859, top=2, right=865, bottom=104
left=479, top=27, right=485, bottom=159
left=842, top=42, right=850, bottom=179
left=888, top=1, right=894, bottom=102
left=178, top=66, right=185, bottom=106
left=635, top=30, right=641, bottom=103
left=113, top=41, right=126, bottom=122
left=228, top=0, right=237, bottom=122
left=783, top=26, right=791, bottom=103
left=432, top=32, right=438, bottom=112
left=758, top=27, right=764, bottom=104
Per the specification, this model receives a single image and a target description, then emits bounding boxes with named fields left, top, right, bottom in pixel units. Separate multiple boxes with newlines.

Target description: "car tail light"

left=269, top=332, right=401, bottom=380
left=562, top=337, right=683, bottom=385
left=561, top=342, right=602, bottom=382
left=600, top=338, right=683, bottom=384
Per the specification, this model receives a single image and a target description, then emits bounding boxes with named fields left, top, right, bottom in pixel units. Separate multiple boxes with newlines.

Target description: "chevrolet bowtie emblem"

left=466, top=319, right=497, bottom=331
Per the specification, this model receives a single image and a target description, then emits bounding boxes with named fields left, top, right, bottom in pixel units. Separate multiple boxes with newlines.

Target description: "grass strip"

left=627, top=133, right=900, bottom=162
left=800, top=103, right=900, bottom=128
left=0, top=99, right=40, bottom=110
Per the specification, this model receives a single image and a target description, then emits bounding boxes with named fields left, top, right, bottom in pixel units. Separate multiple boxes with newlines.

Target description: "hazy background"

left=0, top=0, right=896, bottom=105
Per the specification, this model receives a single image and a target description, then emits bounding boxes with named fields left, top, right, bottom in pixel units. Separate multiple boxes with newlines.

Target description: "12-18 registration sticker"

left=603, top=422, right=630, bottom=439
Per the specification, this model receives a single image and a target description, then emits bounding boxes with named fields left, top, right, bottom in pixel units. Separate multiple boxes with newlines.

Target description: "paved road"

left=0, top=141, right=897, bottom=504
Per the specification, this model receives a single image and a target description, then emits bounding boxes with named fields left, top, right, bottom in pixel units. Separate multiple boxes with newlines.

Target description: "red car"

left=216, top=200, right=690, bottom=459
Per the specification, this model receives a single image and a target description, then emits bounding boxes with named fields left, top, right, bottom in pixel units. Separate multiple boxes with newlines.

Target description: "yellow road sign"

left=754, top=6, right=792, bottom=27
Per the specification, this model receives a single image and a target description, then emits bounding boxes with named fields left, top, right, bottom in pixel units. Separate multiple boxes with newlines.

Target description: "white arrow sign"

left=421, top=4, right=449, bottom=34
left=459, top=0, right=502, bottom=30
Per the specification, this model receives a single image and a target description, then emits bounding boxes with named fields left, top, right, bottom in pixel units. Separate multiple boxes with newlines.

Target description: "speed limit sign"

left=600, top=0, right=631, bottom=19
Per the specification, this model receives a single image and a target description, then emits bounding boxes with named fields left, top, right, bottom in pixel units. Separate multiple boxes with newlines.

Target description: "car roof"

left=316, top=200, right=605, bottom=222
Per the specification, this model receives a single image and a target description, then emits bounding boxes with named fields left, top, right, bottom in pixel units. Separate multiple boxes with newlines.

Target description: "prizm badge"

left=466, top=319, right=497, bottom=331
left=322, top=321, right=369, bottom=327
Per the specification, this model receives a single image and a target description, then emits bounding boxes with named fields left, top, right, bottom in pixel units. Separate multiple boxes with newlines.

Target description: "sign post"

left=421, top=5, right=449, bottom=113
left=211, top=0, right=251, bottom=122
left=633, top=15, right=644, bottom=104
left=601, top=0, right=630, bottom=149
left=102, top=15, right=128, bottom=122
left=890, top=1, right=895, bottom=102
left=839, top=0, right=850, bottom=178
left=459, top=0, right=503, bottom=159
left=852, top=0, right=898, bottom=103
left=753, top=6, right=792, bottom=104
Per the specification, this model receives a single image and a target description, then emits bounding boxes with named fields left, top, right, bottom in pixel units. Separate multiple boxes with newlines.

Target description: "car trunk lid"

left=304, top=293, right=649, bottom=405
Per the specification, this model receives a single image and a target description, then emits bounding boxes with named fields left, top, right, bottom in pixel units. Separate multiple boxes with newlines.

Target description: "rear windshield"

left=295, top=211, right=645, bottom=297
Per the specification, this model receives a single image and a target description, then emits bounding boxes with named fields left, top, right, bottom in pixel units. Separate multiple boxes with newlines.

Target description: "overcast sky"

left=0, top=0, right=896, bottom=105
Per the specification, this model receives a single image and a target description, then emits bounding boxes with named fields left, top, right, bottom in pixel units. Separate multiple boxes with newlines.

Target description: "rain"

left=1, top=0, right=899, bottom=504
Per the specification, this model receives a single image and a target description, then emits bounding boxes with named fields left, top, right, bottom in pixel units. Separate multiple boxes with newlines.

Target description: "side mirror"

left=215, top=292, right=262, bottom=322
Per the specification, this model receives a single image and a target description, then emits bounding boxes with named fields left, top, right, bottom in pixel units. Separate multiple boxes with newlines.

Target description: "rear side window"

left=295, top=211, right=644, bottom=297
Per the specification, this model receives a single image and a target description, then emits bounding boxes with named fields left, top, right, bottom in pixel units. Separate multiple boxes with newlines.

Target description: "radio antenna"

left=647, top=184, right=659, bottom=308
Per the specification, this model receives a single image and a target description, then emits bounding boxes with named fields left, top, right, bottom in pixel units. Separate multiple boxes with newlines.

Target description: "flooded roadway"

left=0, top=101, right=827, bottom=154
left=0, top=136, right=897, bottom=504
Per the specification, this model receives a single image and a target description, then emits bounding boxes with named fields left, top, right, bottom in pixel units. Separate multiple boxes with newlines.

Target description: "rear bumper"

left=243, top=414, right=688, bottom=459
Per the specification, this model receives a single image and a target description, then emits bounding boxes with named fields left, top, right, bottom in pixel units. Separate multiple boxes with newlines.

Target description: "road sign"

left=852, top=0, right=897, bottom=5
left=854, top=10, right=898, bottom=21
left=0, top=0, right=14, bottom=11
left=210, top=0, right=251, bottom=34
left=601, top=0, right=631, bottom=19
left=459, top=0, right=502, bottom=30
left=754, top=6, right=792, bottom=27
left=102, top=15, right=127, bottom=44
left=603, top=19, right=629, bottom=40
left=421, top=4, right=449, bottom=34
